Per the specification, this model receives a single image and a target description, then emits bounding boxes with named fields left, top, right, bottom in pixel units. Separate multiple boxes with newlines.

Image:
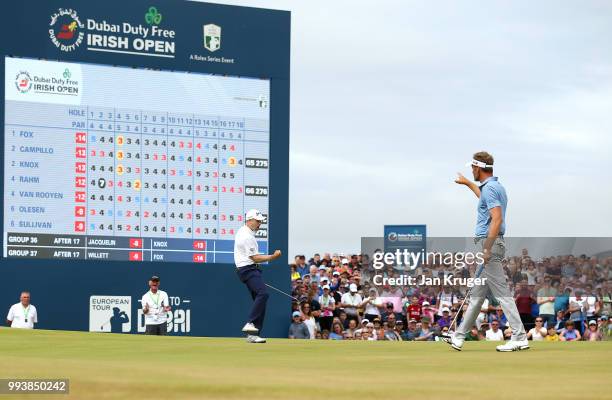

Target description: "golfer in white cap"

left=234, top=209, right=282, bottom=343
left=447, top=151, right=528, bottom=352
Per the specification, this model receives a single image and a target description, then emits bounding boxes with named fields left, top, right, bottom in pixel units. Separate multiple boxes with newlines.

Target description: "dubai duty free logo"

left=203, top=24, right=221, bottom=52
left=15, top=71, right=32, bottom=93
left=49, top=8, right=84, bottom=52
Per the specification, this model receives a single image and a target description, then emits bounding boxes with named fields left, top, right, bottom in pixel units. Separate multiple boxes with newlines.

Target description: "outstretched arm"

left=455, top=173, right=481, bottom=198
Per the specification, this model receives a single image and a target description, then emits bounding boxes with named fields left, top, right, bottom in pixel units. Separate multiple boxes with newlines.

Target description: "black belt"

left=236, top=264, right=261, bottom=272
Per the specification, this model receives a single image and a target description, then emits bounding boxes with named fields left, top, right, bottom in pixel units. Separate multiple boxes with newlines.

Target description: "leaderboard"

left=3, top=57, right=270, bottom=263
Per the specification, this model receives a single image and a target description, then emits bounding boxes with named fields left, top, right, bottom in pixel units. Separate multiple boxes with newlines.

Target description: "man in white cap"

left=340, top=283, right=362, bottom=322
left=447, top=151, right=528, bottom=352
left=234, top=209, right=282, bottom=343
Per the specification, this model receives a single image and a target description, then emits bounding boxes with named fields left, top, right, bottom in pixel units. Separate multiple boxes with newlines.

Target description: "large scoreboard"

left=1, top=0, right=290, bottom=337
left=5, top=57, right=270, bottom=264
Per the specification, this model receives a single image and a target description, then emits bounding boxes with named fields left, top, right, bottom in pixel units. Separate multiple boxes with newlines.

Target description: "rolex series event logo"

left=49, top=8, right=85, bottom=52
left=203, top=24, right=221, bottom=52
left=190, top=23, right=235, bottom=64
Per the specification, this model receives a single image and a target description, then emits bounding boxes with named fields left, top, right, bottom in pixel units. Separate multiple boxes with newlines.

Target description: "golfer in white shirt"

left=234, top=209, right=281, bottom=343
left=6, top=291, right=37, bottom=329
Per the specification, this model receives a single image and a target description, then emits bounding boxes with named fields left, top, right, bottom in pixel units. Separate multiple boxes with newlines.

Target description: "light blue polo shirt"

left=475, top=176, right=507, bottom=237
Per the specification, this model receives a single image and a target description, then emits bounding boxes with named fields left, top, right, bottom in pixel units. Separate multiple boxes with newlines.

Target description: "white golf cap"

left=422, top=301, right=430, bottom=306
left=442, top=307, right=450, bottom=313
left=349, top=283, right=358, bottom=292
left=341, top=258, right=349, bottom=265
left=245, top=209, right=265, bottom=222
left=322, top=285, right=330, bottom=290
left=465, top=159, right=493, bottom=169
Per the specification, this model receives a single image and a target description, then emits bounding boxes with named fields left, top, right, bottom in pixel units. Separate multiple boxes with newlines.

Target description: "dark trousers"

left=237, top=265, right=269, bottom=332
left=145, top=322, right=167, bottom=335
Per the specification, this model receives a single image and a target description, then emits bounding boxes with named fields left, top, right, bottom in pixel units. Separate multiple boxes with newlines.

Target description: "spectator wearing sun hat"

left=583, top=320, right=603, bottom=341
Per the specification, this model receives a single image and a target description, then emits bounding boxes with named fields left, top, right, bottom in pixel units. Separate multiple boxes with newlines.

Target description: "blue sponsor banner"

left=384, top=225, right=426, bottom=268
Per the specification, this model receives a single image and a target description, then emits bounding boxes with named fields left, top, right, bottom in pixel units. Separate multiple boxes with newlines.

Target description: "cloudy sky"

left=202, top=0, right=612, bottom=258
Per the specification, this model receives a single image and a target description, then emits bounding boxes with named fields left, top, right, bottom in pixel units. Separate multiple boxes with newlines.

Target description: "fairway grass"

left=1, top=328, right=610, bottom=400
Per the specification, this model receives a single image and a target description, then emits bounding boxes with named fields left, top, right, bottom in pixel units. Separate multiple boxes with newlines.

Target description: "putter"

left=265, top=283, right=300, bottom=302
left=442, top=263, right=485, bottom=339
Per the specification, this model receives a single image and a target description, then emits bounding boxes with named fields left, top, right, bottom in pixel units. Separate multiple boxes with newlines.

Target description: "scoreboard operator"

left=234, top=209, right=282, bottom=343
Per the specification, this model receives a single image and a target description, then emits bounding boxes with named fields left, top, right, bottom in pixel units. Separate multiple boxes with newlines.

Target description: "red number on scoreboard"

left=75, top=132, right=86, bottom=144
left=75, top=147, right=86, bottom=158
left=193, top=253, right=206, bottom=263
left=75, top=206, right=85, bottom=217
left=74, top=221, right=85, bottom=232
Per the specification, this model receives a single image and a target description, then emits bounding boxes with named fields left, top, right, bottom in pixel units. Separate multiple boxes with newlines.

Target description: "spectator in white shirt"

left=340, top=284, right=362, bottom=321
left=485, top=320, right=504, bottom=341
left=141, top=276, right=171, bottom=335
left=6, top=291, right=37, bottom=329
left=361, top=288, right=383, bottom=322
left=527, top=317, right=548, bottom=341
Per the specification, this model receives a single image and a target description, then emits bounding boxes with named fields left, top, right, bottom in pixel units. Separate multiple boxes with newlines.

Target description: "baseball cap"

left=292, top=311, right=301, bottom=318
left=361, top=318, right=370, bottom=324
left=322, top=285, right=330, bottom=290
left=318, top=265, right=327, bottom=270
left=349, top=283, right=358, bottom=293
left=341, top=258, right=349, bottom=265
left=602, top=315, right=609, bottom=321
left=245, top=209, right=265, bottom=222
left=422, top=301, right=430, bottom=306
left=332, top=271, right=340, bottom=276
left=441, top=307, right=450, bottom=313
left=409, top=319, right=417, bottom=323
left=150, top=275, right=160, bottom=282
left=589, top=320, right=597, bottom=326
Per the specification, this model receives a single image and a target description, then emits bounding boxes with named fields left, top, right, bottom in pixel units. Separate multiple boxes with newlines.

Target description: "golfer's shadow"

left=110, top=307, right=130, bottom=333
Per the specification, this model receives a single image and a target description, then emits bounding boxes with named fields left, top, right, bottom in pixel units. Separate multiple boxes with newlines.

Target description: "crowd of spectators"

left=288, top=250, right=611, bottom=342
